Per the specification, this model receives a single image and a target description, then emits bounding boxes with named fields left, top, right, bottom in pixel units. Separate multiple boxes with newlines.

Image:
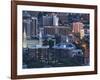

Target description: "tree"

left=48, top=39, right=54, bottom=48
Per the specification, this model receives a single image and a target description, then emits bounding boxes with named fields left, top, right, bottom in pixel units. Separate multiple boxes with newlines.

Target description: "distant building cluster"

left=23, top=11, right=89, bottom=40
left=23, top=16, right=38, bottom=39
left=43, top=14, right=59, bottom=26
left=22, top=11, right=90, bottom=68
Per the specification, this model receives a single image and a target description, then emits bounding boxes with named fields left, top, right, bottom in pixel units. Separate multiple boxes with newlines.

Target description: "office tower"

left=31, top=17, right=38, bottom=36
left=23, top=19, right=31, bottom=39
left=80, top=29, right=85, bottom=39
left=57, top=13, right=69, bottom=26
left=53, top=15, right=59, bottom=26
left=39, top=28, right=43, bottom=46
left=23, top=17, right=38, bottom=39
left=38, top=12, right=43, bottom=28
left=43, top=15, right=53, bottom=26
left=43, top=14, right=59, bottom=26
left=72, top=22, right=84, bottom=33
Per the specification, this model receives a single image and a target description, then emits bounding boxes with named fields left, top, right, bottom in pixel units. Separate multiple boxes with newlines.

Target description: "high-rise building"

left=53, top=15, right=59, bottom=26
left=80, top=29, right=85, bottom=39
left=23, top=17, right=38, bottom=39
left=43, top=14, right=59, bottom=27
left=72, top=22, right=84, bottom=33
left=23, top=19, right=31, bottom=38
left=43, top=15, right=53, bottom=26
left=31, top=17, right=38, bottom=36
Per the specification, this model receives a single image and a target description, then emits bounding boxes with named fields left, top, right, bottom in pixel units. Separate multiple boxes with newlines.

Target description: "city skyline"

left=23, top=11, right=89, bottom=39
left=22, top=10, right=90, bottom=69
